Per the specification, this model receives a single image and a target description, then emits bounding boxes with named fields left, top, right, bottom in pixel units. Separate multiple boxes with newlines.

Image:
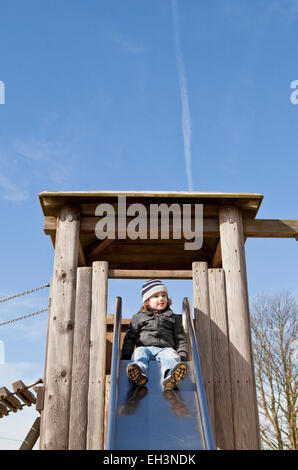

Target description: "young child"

left=121, top=279, right=188, bottom=391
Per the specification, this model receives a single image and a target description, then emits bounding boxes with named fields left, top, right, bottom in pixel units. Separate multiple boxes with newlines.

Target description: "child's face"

left=148, top=291, right=168, bottom=311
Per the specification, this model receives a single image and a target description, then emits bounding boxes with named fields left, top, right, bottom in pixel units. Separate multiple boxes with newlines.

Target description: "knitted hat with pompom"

left=142, top=279, right=168, bottom=303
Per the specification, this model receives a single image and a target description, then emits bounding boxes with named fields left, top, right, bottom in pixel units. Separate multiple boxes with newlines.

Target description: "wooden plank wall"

left=86, top=261, right=108, bottom=450
left=41, top=253, right=259, bottom=450
left=192, top=262, right=215, bottom=435
left=40, top=257, right=132, bottom=450
left=193, top=262, right=235, bottom=449
left=69, top=267, right=92, bottom=449
left=193, top=256, right=260, bottom=448
left=40, top=205, right=80, bottom=450
left=40, top=258, right=109, bottom=450
left=208, top=268, right=234, bottom=449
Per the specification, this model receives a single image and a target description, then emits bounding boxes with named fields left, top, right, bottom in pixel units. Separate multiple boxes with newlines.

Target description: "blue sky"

left=0, top=0, right=297, bottom=448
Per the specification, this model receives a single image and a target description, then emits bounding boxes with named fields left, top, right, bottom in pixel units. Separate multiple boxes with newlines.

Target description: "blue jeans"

left=131, top=346, right=181, bottom=380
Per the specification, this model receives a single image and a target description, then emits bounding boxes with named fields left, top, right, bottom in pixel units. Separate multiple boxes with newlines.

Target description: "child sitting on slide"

left=121, top=279, right=188, bottom=391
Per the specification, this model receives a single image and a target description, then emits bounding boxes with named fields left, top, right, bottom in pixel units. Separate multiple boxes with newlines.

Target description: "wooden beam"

left=39, top=189, right=264, bottom=199
left=192, top=262, right=215, bottom=437
left=44, top=216, right=57, bottom=234
left=243, top=219, right=298, bottom=238
left=87, top=238, right=114, bottom=260
left=19, top=417, right=40, bottom=450
left=78, top=238, right=86, bottom=266
left=219, top=206, right=261, bottom=450
left=35, top=386, right=45, bottom=413
left=108, top=269, right=192, bottom=279
left=44, top=216, right=219, bottom=238
left=208, top=269, right=234, bottom=449
left=44, top=216, right=298, bottom=239
left=69, top=267, right=92, bottom=450
left=87, top=261, right=108, bottom=450
left=211, top=240, right=222, bottom=268
left=39, top=278, right=53, bottom=448
left=40, top=205, right=80, bottom=450
left=104, top=375, right=111, bottom=449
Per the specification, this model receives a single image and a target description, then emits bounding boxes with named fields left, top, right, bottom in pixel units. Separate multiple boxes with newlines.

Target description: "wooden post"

left=39, top=277, right=53, bottom=449
left=219, top=206, right=260, bottom=450
left=104, top=374, right=111, bottom=449
left=69, top=267, right=92, bottom=449
left=19, top=417, right=40, bottom=450
left=86, top=261, right=108, bottom=450
left=208, top=269, right=234, bottom=449
left=41, top=205, right=80, bottom=450
left=192, top=261, right=215, bottom=436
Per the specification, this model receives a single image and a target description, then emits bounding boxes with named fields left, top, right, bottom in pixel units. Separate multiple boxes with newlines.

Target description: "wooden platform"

left=39, top=191, right=298, bottom=270
left=38, top=190, right=298, bottom=450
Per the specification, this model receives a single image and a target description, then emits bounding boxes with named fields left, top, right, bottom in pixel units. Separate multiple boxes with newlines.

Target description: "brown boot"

left=127, top=362, right=148, bottom=386
left=162, top=362, right=188, bottom=391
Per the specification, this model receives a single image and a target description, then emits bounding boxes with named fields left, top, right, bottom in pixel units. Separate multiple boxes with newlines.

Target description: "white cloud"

left=12, top=137, right=74, bottom=187
left=13, top=137, right=70, bottom=162
left=0, top=360, right=41, bottom=384
left=0, top=172, right=29, bottom=202
left=111, top=32, right=145, bottom=55
left=172, top=0, right=194, bottom=191
left=0, top=135, right=73, bottom=203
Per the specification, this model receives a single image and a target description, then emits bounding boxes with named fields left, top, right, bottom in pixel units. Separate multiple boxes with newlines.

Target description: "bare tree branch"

left=251, top=291, right=297, bottom=450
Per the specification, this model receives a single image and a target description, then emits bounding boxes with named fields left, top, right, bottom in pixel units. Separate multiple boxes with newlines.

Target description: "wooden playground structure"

left=33, top=190, right=297, bottom=450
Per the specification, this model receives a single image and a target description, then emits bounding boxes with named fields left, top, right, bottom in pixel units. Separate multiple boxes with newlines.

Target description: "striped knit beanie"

left=142, top=279, right=168, bottom=303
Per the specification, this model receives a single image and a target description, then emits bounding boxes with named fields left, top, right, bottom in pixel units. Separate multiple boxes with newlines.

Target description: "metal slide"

left=106, top=297, right=215, bottom=450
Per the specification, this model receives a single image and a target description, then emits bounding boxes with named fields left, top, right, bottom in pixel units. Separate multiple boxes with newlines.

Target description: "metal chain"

left=0, top=283, right=50, bottom=304
left=0, top=307, right=49, bottom=327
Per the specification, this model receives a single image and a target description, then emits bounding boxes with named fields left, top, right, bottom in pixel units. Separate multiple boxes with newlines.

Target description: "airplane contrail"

left=172, top=0, right=194, bottom=191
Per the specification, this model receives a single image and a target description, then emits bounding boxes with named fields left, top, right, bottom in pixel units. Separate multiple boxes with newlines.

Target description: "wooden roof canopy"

left=39, top=191, right=298, bottom=271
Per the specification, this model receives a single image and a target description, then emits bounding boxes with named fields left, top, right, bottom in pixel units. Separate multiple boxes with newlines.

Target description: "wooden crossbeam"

left=243, top=219, right=298, bottom=238
left=211, top=240, right=222, bottom=268
left=108, top=269, right=192, bottom=279
left=44, top=216, right=218, bottom=238
left=44, top=216, right=298, bottom=239
left=78, top=238, right=86, bottom=266
left=87, top=238, right=114, bottom=260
